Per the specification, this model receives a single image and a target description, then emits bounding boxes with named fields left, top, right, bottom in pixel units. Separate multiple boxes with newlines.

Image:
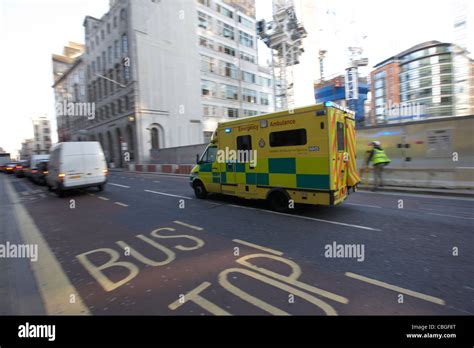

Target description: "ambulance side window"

left=237, top=135, right=252, bottom=151
left=337, top=122, right=345, bottom=151
left=201, top=146, right=217, bottom=163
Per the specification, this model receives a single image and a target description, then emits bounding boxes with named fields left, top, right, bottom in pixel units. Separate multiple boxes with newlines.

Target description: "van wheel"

left=268, top=190, right=290, bottom=213
left=98, top=184, right=105, bottom=192
left=193, top=181, right=207, bottom=199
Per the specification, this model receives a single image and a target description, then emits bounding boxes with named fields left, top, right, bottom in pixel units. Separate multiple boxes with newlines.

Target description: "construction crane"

left=257, top=0, right=307, bottom=111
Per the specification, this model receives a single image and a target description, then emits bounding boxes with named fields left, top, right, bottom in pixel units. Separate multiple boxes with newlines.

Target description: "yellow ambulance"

left=190, top=102, right=360, bottom=211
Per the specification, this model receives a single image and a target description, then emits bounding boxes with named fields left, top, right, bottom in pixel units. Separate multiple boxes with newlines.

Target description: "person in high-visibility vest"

left=366, top=141, right=391, bottom=191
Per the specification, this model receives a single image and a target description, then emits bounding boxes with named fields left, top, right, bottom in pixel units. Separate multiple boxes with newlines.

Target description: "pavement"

left=1, top=171, right=473, bottom=315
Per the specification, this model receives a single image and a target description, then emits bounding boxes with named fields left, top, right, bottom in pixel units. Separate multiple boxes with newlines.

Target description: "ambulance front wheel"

left=193, top=181, right=208, bottom=199
left=268, top=190, right=290, bottom=213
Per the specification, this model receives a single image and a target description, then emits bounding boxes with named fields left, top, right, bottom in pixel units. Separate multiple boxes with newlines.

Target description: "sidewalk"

left=110, top=168, right=474, bottom=197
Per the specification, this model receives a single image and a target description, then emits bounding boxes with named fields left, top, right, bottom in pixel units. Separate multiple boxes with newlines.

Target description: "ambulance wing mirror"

left=196, top=154, right=200, bottom=164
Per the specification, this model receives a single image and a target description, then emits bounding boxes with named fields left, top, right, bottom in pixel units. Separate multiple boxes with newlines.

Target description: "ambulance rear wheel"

left=193, top=181, right=207, bottom=199
left=268, top=190, right=290, bottom=213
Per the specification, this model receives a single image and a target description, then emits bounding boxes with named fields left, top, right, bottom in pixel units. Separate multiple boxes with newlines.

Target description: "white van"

left=46, top=142, right=108, bottom=196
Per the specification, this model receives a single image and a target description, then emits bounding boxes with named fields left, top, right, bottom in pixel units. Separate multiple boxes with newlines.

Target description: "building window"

left=218, top=44, right=235, bottom=57
left=108, top=46, right=112, bottom=64
left=242, top=71, right=256, bottom=83
left=125, top=96, right=130, bottom=110
left=200, top=55, right=217, bottom=73
left=270, top=129, right=307, bottom=147
left=197, top=0, right=211, bottom=6
left=111, top=102, right=116, bottom=116
left=122, top=34, right=128, bottom=55
left=113, top=16, right=117, bottom=28
left=226, top=107, right=239, bottom=118
left=217, top=21, right=234, bottom=40
left=120, top=8, right=126, bottom=20
left=199, top=36, right=214, bottom=50
left=201, top=80, right=217, bottom=97
left=198, top=11, right=212, bottom=30
left=240, top=51, right=255, bottom=63
left=222, top=61, right=237, bottom=78
left=114, top=40, right=119, bottom=58
left=107, top=23, right=111, bottom=33
left=151, top=128, right=159, bottom=149
left=242, top=88, right=257, bottom=103
left=217, top=5, right=233, bottom=18
left=102, top=51, right=106, bottom=70
left=239, top=31, right=253, bottom=48
left=260, top=92, right=270, bottom=105
left=220, top=84, right=238, bottom=100
left=118, top=99, right=122, bottom=113
left=243, top=109, right=258, bottom=117
left=238, top=15, right=253, bottom=29
left=101, top=30, right=105, bottom=40
left=203, top=104, right=218, bottom=117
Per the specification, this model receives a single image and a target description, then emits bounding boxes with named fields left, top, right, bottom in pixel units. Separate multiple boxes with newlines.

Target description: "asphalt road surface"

left=1, top=171, right=473, bottom=316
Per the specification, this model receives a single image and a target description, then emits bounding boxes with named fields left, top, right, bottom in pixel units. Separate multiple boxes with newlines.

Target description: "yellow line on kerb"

left=232, top=239, right=283, bottom=256
left=345, top=272, right=445, bottom=305
left=5, top=179, right=90, bottom=315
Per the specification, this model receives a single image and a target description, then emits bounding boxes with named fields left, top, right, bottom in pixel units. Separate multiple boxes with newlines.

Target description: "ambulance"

left=190, top=102, right=360, bottom=211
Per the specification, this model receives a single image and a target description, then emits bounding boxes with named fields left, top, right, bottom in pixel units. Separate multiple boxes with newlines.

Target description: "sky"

left=1, top=0, right=472, bottom=156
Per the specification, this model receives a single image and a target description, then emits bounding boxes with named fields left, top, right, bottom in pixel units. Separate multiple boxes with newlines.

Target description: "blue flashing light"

left=225, top=128, right=231, bottom=133
left=324, top=101, right=333, bottom=107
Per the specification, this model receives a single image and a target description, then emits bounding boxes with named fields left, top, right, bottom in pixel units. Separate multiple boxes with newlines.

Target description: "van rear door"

left=61, top=143, right=87, bottom=188
left=82, top=142, right=107, bottom=185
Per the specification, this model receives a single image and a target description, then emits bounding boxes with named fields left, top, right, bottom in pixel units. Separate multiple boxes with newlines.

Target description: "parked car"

left=31, top=160, right=49, bottom=185
left=26, top=155, right=50, bottom=180
left=46, top=142, right=108, bottom=197
left=4, top=162, right=17, bottom=174
left=14, top=160, right=29, bottom=178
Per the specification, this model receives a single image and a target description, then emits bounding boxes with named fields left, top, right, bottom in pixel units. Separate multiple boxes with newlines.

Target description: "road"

left=1, top=171, right=473, bottom=316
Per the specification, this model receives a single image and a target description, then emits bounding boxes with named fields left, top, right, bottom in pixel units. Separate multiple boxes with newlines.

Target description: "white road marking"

left=88, top=193, right=95, bottom=196
left=346, top=202, right=382, bottom=209
left=4, top=177, right=90, bottom=315
left=345, top=272, right=445, bottom=305
left=228, top=204, right=381, bottom=231
left=39, top=193, right=47, bottom=198
left=426, top=212, right=474, bottom=220
left=232, top=239, right=283, bottom=256
left=144, top=189, right=192, bottom=200
left=358, top=190, right=474, bottom=202
left=173, top=220, right=204, bottom=231
left=153, top=181, right=161, bottom=183
left=21, top=191, right=29, bottom=196
left=98, top=196, right=110, bottom=201
left=114, top=202, right=129, bottom=207
left=109, top=183, right=130, bottom=188
left=205, top=201, right=221, bottom=206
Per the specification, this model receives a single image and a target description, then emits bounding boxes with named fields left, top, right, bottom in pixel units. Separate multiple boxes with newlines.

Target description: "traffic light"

left=256, top=19, right=266, bottom=38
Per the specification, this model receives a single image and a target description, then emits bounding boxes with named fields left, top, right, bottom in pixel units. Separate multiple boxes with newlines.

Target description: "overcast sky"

left=1, top=0, right=472, bottom=155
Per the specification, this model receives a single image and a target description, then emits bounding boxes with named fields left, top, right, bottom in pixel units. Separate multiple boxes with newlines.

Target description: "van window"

left=237, top=135, right=252, bottom=151
left=337, top=122, right=345, bottom=151
left=201, top=146, right=217, bottom=163
left=269, top=129, right=307, bottom=147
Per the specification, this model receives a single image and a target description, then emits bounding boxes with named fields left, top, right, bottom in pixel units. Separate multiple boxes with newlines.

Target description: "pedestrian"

left=366, top=141, right=391, bottom=191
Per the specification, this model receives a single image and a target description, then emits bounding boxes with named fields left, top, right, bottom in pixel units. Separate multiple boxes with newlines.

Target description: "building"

left=52, top=42, right=86, bottom=142
left=370, top=57, right=401, bottom=125
left=370, top=40, right=474, bottom=124
left=20, top=139, right=34, bottom=160
left=64, top=0, right=274, bottom=167
left=314, top=74, right=369, bottom=123
left=197, top=0, right=275, bottom=141
left=31, top=116, right=52, bottom=155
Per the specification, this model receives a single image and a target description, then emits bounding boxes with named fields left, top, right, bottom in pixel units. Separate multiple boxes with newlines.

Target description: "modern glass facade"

left=399, top=44, right=455, bottom=118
